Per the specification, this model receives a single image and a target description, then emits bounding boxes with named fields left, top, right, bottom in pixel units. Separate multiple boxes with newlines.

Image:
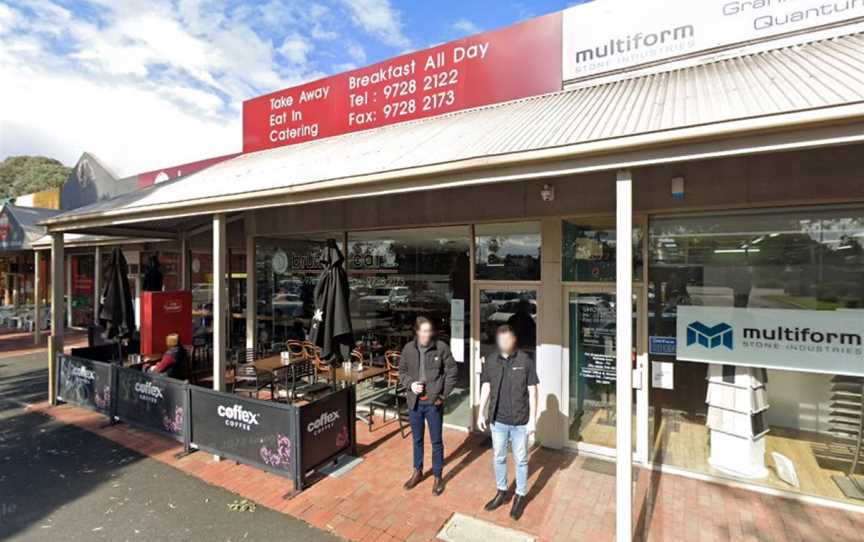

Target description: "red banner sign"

left=243, top=13, right=562, bottom=153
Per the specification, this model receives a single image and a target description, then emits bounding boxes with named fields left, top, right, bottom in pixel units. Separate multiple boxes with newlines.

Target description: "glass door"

left=472, top=284, right=539, bottom=428
left=565, top=286, right=645, bottom=457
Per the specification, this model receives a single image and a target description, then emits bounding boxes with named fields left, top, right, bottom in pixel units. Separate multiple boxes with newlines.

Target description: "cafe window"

left=140, top=250, right=181, bottom=291
left=71, top=254, right=95, bottom=327
left=256, top=236, right=335, bottom=349
left=648, top=207, right=864, bottom=505
left=347, top=227, right=472, bottom=427
left=562, top=218, right=643, bottom=282
left=474, top=222, right=541, bottom=281
left=190, top=252, right=213, bottom=337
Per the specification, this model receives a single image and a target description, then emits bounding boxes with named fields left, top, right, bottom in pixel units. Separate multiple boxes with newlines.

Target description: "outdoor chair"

left=285, top=340, right=307, bottom=362
left=273, top=359, right=329, bottom=402
left=384, top=350, right=401, bottom=387
left=233, top=363, right=274, bottom=399
left=304, top=341, right=331, bottom=378
left=190, top=341, right=213, bottom=385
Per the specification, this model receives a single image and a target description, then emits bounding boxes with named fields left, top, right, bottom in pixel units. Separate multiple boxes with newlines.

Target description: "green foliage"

left=0, top=156, right=71, bottom=199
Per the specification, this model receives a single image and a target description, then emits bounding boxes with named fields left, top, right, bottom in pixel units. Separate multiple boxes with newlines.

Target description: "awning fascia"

left=43, top=102, right=864, bottom=234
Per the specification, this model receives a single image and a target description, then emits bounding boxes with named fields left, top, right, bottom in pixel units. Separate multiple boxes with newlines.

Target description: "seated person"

left=149, top=333, right=189, bottom=380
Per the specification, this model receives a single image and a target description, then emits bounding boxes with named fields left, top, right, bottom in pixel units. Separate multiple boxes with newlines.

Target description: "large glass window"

left=256, top=236, right=333, bottom=348
left=190, top=252, right=213, bottom=337
left=562, top=218, right=643, bottom=282
left=648, top=208, right=864, bottom=505
left=71, top=254, right=95, bottom=327
left=474, top=222, right=541, bottom=281
left=347, top=227, right=472, bottom=426
left=140, top=250, right=181, bottom=291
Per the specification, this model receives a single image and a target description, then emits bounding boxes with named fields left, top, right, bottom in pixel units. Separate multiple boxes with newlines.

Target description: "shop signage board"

left=56, top=355, right=113, bottom=415
left=649, top=336, right=677, bottom=356
left=242, top=13, right=562, bottom=153
left=189, top=387, right=298, bottom=479
left=562, top=0, right=864, bottom=80
left=297, top=387, right=353, bottom=473
left=676, top=306, right=864, bottom=377
left=114, top=367, right=187, bottom=441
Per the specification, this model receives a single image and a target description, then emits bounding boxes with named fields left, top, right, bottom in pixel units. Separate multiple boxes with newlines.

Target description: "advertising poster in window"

left=577, top=300, right=617, bottom=385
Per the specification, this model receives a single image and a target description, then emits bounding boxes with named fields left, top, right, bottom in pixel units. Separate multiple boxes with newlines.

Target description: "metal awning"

left=0, top=203, right=61, bottom=251
left=43, top=31, right=864, bottom=234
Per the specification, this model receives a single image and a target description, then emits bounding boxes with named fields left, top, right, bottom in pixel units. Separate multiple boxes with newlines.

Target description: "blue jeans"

left=491, top=422, right=529, bottom=496
left=409, top=403, right=444, bottom=477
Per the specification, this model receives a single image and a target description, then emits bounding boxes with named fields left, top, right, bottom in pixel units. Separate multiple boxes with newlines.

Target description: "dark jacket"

left=398, top=340, right=458, bottom=410
left=480, top=350, right=539, bottom=426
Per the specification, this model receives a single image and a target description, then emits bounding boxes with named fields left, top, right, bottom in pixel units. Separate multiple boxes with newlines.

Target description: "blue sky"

left=0, top=0, right=591, bottom=176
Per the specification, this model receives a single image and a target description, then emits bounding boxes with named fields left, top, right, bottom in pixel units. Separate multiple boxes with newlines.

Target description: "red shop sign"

left=242, top=13, right=562, bottom=153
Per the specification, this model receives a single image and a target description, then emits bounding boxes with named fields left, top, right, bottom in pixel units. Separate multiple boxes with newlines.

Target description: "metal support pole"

left=212, top=214, right=227, bottom=392
left=93, top=246, right=102, bottom=324
left=179, top=232, right=190, bottom=291
left=33, top=251, right=42, bottom=345
left=615, top=170, right=633, bottom=542
left=49, top=234, right=65, bottom=406
left=245, top=233, right=257, bottom=354
left=65, top=253, right=72, bottom=328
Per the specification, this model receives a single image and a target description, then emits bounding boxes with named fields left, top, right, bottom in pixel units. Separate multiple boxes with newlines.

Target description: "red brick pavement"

left=29, top=401, right=864, bottom=542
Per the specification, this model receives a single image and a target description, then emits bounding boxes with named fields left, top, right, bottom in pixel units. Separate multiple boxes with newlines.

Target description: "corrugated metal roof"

left=50, top=32, right=864, bottom=223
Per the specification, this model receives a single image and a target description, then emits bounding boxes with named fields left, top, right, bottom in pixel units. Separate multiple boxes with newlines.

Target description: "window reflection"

left=347, top=227, right=472, bottom=426
left=648, top=208, right=864, bottom=505
left=562, top=219, right=643, bottom=282
left=255, top=236, right=332, bottom=348
left=474, top=222, right=541, bottom=281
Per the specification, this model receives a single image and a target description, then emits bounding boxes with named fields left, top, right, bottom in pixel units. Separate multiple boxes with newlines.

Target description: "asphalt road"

left=0, top=351, right=341, bottom=542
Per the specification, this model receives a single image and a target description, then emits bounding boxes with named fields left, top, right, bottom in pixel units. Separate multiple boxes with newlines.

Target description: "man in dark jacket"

left=399, top=316, right=458, bottom=496
left=477, top=324, right=539, bottom=520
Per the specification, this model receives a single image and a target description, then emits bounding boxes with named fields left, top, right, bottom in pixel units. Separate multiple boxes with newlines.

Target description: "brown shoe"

left=432, top=477, right=445, bottom=496
left=403, top=469, right=423, bottom=490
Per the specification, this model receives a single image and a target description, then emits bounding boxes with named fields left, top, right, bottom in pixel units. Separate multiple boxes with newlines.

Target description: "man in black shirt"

left=477, top=324, right=539, bottom=520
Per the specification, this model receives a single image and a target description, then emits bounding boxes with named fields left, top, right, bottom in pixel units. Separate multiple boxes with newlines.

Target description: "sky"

left=0, top=0, right=589, bottom=178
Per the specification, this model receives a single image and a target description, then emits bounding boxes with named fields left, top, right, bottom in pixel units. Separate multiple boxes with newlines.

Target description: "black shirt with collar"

left=481, top=349, right=539, bottom=426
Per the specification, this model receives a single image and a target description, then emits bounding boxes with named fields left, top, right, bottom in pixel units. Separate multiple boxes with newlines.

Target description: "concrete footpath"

left=0, top=350, right=341, bottom=542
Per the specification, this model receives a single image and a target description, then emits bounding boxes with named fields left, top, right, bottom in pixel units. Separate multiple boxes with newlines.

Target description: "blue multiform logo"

left=687, top=321, right=733, bottom=350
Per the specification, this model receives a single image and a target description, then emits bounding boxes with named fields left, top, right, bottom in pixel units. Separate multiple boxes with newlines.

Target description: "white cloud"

left=279, top=33, right=314, bottom=65
left=0, top=0, right=418, bottom=176
left=452, top=18, right=481, bottom=35
left=338, top=0, right=409, bottom=48
left=347, top=43, right=367, bottom=63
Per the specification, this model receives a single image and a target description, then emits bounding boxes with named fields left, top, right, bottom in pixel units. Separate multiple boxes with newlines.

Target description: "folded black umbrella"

left=309, top=239, right=353, bottom=362
left=99, top=248, right=136, bottom=341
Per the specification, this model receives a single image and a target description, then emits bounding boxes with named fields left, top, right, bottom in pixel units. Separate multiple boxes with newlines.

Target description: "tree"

left=0, top=156, right=71, bottom=199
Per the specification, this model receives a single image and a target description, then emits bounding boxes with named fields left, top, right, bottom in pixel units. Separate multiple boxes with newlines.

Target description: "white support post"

left=93, top=246, right=102, bottom=324
left=615, top=170, right=634, bottom=542
left=212, top=214, right=227, bottom=393
left=33, top=250, right=42, bottom=345
left=245, top=233, right=257, bottom=354
left=179, top=232, right=190, bottom=291
left=49, top=234, right=65, bottom=406
left=65, top=253, right=72, bottom=328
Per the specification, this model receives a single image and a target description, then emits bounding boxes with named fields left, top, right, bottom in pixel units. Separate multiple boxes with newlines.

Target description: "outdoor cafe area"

left=55, top=242, right=405, bottom=493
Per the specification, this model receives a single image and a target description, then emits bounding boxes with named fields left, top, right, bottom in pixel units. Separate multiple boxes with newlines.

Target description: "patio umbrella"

left=141, top=253, right=163, bottom=292
left=309, top=239, right=353, bottom=362
left=99, top=247, right=136, bottom=342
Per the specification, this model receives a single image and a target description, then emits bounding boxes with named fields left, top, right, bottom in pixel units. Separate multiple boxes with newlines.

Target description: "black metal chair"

left=233, top=363, right=274, bottom=399
left=273, top=360, right=329, bottom=402
left=189, top=341, right=212, bottom=385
